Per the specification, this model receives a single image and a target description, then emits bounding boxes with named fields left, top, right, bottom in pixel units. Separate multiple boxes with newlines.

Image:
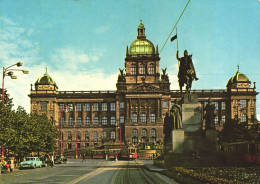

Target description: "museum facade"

left=29, top=21, right=258, bottom=152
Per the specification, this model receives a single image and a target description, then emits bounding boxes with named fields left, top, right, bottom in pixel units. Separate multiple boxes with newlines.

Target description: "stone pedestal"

left=181, top=94, right=203, bottom=152
left=205, top=129, right=217, bottom=150
left=171, top=129, right=184, bottom=153
left=182, top=94, right=202, bottom=133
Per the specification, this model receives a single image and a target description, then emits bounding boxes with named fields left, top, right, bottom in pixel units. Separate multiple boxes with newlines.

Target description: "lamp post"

left=60, top=105, right=72, bottom=156
left=76, top=128, right=78, bottom=159
left=1, top=62, right=29, bottom=158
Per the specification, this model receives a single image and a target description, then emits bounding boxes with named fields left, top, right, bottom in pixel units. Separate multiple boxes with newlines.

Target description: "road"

left=0, top=159, right=177, bottom=184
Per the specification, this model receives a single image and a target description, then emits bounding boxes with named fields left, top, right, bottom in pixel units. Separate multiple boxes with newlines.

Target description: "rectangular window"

left=120, top=116, right=124, bottom=124
left=76, top=103, right=82, bottom=111
left=85, top=103, right=90, bottom=111
left=120, top=102, right=124, bottom=108
left=221, top=102, right=226, bottom=110
left=68, top=103, right=73, bottom=111
left=221, top=115, right=225, bottom=123
left=40, top=102, right=47, bottom=110
left=110, top=103, right=116, bottom=111
left=68, top=143, right=72, bottom=149
left=163, top=101, right=167, bottom=108
left=59, top=103, right=65, bottom=111
left=240, top=100, right=246, bottom=108
left=93, top=103, right=99, bottom=111
left=102, top=103, right=107, bottom=111
left=213, top=102, right=218, bottom=110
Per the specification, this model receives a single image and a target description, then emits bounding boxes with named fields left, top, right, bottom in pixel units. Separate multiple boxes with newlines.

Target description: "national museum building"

left=29, top=21, right=258, bottom=151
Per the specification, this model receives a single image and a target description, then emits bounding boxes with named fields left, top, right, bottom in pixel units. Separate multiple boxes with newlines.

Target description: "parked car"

left=20, top=157, right=42, bottom=169
left=54, top=156, right=67, bottom=164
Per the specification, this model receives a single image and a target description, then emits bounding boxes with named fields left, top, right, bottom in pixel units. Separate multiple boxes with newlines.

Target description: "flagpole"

left=176, top=27, right=180, bottom=68
left=160, top=0, right=190, bottom=54
left=176, top=27, right=178, bottom=51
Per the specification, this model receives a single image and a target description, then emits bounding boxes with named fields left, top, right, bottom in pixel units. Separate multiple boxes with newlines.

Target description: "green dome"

left=129, top=20, right=155, bottom=55
left=129, top=39, right=155, bottom=55
left=35, top=71, right=58, bottom=88
left=226, top=67, right=250, bottom=87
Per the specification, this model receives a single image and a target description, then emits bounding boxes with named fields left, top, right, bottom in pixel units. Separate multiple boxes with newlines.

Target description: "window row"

left=67, top=131, right=116, bottom=140
left=130, top=63, right=155, bottom=75
left=59, top=116, right=120, bottom=126
left=131, top=113, right=156, bottom=123
left=132, top=128, right=156, bottom=143
left=59, top=103, right=117, bottom=112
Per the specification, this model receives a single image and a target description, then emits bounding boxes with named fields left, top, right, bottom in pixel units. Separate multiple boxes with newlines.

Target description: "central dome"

left=129, top=20, right=155, bottom=55
left=129, top=39, right=155, bottom=55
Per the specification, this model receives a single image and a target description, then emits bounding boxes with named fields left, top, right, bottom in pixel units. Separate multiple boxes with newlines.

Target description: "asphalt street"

left=0, top=159, right=176, bottom=184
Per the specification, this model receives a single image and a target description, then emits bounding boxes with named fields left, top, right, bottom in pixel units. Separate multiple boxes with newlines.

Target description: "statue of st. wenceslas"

left=176, top=50, right=198, bottom=94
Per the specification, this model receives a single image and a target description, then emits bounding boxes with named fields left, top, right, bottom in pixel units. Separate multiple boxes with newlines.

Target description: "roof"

left=226, top=66, right=250, bottom=87
left=35, top=70, right=58, bottom=88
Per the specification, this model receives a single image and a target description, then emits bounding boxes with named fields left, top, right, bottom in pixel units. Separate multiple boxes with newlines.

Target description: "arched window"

left=151, top=129, right=156, bottom=142
left=102, top=117, right=107, bottom=125
left=77, top=117, right=82, bottom=126
left=132, top=129, right=138, bottom=137
left=141, top=129, right=147, bottom=142
left=102, top=131, right=107, bottom=139
left=132, top=114, right=137, bottom=123
left=132, top=129, right=138, bottom=144
left=150, top=114, right=155, bottom=123
left=140, top=64, right=146, bottom=74
left=149, top=63, right=155, bottom=74
left=93, top=131, right=98, bottom=140
left=110, top=116, right=116, bottom=125
left=130, top=64, right=137, bottom=75
left=85, top=117, right=90, bottom=125
left=111, top=131, right=115, bottom=139
left=68, top=117, right=73, bottom=126
left=68, top=131, right=72, bottom=141
left=241, top=114, right=247, bottom=122
left=94, top=117, right=99, bottom=126
left=85, top=131, right=90, bottom=140
left=77, top=131, right=81, bottom=140
left=141, top=114, right=146, bottom=122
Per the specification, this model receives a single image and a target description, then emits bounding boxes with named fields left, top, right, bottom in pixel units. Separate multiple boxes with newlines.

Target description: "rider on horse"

left=176, top=50, right=198, bottom=94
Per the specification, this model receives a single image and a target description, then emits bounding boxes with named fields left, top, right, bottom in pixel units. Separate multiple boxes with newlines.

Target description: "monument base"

left=205, top=129, right=217, bottom=151
left=171, top=129, right=184, bottom=153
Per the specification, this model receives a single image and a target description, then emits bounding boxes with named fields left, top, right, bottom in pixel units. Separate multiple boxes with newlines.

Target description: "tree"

left=219, top=119, right=260, bottom=143
left=0, top=88, right=14, bottom=109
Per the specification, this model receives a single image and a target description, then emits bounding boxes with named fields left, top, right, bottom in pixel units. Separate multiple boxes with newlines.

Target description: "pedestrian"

left=82, top=154, right=86, bottom=162
left=10, top=158, right=15, bottom=172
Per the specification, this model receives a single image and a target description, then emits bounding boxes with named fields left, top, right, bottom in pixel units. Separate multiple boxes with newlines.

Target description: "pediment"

left=129, top=83, right=161, bottom=92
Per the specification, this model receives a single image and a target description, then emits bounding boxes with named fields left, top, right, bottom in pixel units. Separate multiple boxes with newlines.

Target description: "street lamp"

left=2, top=62, right=29, bottom=103
left=60, top=105, right=72, bottom=156
left=1, top=62, right=29, bottom=158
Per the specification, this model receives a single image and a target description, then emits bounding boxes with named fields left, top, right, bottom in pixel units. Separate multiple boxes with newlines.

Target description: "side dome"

left=129, top=20, right=155, bottom=55
left=226, top=66, right=251, bottom=88
left=35, top=70, right=58, bottom=89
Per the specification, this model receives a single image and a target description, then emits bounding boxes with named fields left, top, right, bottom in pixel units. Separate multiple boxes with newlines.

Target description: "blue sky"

left=0, top=0, right=260, bottom=118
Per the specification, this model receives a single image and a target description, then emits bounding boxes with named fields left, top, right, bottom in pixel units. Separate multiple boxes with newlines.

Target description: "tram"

left=108, top=149, right=121, bottom=160
left=120, top=147, right=138, bottom=160
left=92, top=149, right=107, bottom=159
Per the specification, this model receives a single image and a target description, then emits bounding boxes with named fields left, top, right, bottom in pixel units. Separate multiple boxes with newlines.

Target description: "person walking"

left=10, top=158, right=15, bottom=172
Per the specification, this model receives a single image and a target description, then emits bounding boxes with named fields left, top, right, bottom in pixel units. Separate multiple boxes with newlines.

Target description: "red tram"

left=120, top=147, right=138, bottom=160
left=92, top=149, right=107, bottom=159
left=108, top=149, right=121, bottom=160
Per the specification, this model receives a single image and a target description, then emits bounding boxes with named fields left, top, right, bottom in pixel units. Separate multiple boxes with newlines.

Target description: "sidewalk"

left=142, top=159, right=165, bottom=172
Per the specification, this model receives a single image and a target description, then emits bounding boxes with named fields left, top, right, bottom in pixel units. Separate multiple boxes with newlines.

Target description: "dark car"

left=54, top=156, right=67, bottom=164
